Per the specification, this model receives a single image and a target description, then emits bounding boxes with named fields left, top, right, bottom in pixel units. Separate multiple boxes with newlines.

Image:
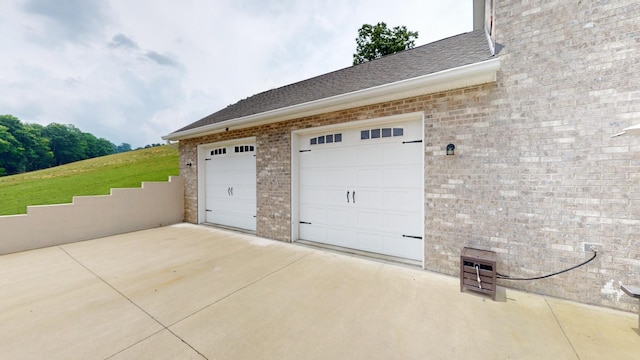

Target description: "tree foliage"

left=0, top=125, right=23, bottom=176
left=116, top=143, right=132, bottom=153
left=0, top=115, right=120, bottom=176
left=353, top=22, right=419, bottom=65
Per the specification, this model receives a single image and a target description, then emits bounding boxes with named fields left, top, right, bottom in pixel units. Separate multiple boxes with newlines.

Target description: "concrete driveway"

left=1, top=223, right=638, bottom=359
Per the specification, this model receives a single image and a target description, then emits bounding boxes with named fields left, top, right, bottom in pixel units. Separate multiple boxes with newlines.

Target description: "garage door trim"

left=197, top=137, right=257, bottom=225
left=291, top=112, right=425, bottom=267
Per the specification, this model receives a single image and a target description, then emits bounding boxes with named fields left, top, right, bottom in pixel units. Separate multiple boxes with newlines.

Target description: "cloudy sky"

left=0, top=0, right=472, bottom=148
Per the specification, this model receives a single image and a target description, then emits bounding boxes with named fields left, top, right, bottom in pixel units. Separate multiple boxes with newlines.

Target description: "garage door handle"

left=230, top=187, right=233, bottom=196
left=352, top=191, right=356, bottom=203
left=347, top=191, right=350, bottom=203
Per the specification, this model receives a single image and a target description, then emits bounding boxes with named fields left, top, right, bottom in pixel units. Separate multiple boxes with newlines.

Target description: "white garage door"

left=298, top=120, right=423, bottom=261
left=204, top=143, right=256, bottom=231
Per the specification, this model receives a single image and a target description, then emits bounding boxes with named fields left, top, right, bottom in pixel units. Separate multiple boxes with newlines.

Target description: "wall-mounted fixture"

left=186, top=162, right=193, bottom=167
left=446, top=144, right=455, bottom=156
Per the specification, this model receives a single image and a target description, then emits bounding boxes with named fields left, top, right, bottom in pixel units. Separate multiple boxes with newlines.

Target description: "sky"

left=0, top=0, right=472, bottom=148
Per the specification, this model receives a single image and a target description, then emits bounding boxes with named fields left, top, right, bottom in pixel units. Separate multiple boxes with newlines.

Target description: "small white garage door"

left=298, top=120, right=423, bottom=261
left=204, top=143, right=256, bottom=231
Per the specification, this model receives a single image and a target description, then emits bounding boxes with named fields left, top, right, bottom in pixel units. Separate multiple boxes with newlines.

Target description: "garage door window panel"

left=298, top=120, right=423, bottom=260
left=204, top=143, right=256, bottom=231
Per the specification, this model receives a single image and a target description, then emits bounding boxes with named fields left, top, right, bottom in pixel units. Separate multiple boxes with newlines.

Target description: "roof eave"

left=163, top=57, right=501, bottom=141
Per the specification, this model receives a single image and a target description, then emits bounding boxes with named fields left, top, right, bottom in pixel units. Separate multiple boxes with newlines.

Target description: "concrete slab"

left=61, top=225, right=313, bottom=326
left=0, top=247, right=163, bottom=359
left=171, top=249, right=578, bottom=359
left=1, top=223, right=638, bottom=359
left=546, top=298, right=638, bottom=360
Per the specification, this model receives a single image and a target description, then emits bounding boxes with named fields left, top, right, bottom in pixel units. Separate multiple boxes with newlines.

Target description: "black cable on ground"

left=496, top=249, right=597, bottom=281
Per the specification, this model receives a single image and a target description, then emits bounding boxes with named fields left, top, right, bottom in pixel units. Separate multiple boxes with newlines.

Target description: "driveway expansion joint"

left=58, top=246, right=209, bottom=360
left=545, top=298, right=580, bottom=360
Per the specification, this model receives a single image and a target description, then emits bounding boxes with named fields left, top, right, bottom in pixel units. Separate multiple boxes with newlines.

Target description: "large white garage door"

left=298, top=120, right=423, bottom=261
left=204, top=143, right=256, bottom=231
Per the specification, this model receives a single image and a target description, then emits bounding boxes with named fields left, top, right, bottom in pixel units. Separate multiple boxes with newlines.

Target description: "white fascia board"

left=611, top=123, right=640, bottom=137
left=623, top=123, right=640, bottom=135
left=163, top=57, right=500, bottom=141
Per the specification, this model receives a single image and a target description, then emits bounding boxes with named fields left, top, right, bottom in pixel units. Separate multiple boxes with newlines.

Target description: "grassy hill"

left=0, top=145, right=179, bottom=215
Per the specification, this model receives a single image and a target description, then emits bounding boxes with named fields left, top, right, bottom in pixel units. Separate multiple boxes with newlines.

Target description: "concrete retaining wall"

left=0, top=176, right=184, bottom=254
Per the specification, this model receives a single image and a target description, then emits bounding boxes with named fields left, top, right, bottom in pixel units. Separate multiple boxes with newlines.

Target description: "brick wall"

left=179, top=103, right=415, bottom=241
left=505, top=0, right=640, bottom=310
left=430, top=0, right=640, bottom=310
left=179, top=0, right=640, bottom=311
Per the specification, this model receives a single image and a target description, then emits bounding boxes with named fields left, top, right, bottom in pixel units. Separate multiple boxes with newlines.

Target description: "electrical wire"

left=496, top=249, right=597, bottom=281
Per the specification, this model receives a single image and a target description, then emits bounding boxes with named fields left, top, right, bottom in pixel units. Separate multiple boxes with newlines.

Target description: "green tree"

left=22, top=123, right=55, bottom=171
left=83, top=133, right=116, bottom=158
left=353, top=22, right=419, bottom=65
left=0, top=115, right=55, bottom=174
left=0, top=124, right=25, bottom=175
left=116, top=143, right=132, bottom=153
left=0, top=115, right=117, bottom=175
left=0, top=116, right=27, bottom=174
left=42, top=123, right=88, bottom=165
left=95, top=137, right=117, bottom=156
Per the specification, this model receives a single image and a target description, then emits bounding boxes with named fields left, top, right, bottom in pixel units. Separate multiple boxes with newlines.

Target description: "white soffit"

left=164, top=57, right=501, bottom=141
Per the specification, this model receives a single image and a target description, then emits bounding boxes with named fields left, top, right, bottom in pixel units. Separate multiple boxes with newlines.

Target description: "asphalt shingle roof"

left=173, top=29, right=492, bottom=134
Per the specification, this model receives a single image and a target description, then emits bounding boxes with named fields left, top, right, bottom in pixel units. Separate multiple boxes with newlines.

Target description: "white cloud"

left=108, top=33, right=139, bottom=49
left=21, top=0, right=112, bottom=45
left=0, top=0, right=472, bottom=147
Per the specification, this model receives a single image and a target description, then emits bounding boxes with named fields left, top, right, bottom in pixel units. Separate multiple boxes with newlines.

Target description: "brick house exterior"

left=165, top=0, right=640, bottom=312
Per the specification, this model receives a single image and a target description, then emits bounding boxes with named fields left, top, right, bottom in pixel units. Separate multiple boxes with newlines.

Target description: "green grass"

left=0, top=145, right=179, bottom=215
